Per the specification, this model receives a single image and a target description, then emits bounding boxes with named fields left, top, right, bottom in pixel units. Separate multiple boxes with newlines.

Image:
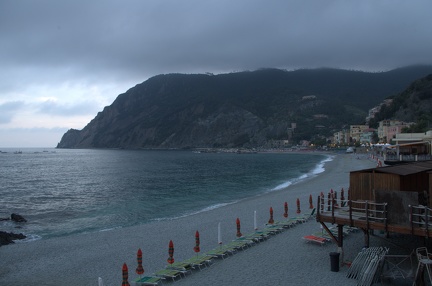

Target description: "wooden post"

left=337, top=224, right=343, bottom=248
left=331, top=195, right=335, bottom=224
left=337, top=224, right=344, bottom=267
left=409, top=205, right=414, bottom=235
left=362, top=228, right=370, bottom=248
left=365, top=201, right=369, bottom=230
left=384, top=203, right=389, bottom=238
left=425, top=205, right=429, bottom=237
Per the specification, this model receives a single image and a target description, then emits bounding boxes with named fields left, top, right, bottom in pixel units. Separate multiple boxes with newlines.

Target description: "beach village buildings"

left=332, top=121, right=417, bottom=146
left=331, top=98, right=417, bottom=146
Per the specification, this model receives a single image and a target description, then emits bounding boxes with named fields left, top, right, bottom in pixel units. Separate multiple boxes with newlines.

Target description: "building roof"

left=385, top=141, right=430, bottom=148
left=352, top=160, right=432, bottom=176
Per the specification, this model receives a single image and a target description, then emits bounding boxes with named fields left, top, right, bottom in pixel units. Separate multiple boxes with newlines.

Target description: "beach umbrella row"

left=119, top=197, right=318, bottom=284
left=319, top=188, right=350, bottom=211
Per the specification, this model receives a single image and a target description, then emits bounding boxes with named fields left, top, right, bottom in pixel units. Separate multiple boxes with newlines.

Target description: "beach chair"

left=184, top=254, right=214, bottom=270
left=243, top=232, right=267, bottom=242
left=302, top=235, right=327, bottom=246
left=271, top=219, right=297, bottom=229
left=263, top=224, right=284, bottom=234
left=301, top=208, right=316, bottom=220
left=135, top=275, right=163, bottom=286
left=254, top=229, right=275, bottom=238
left=154, top=268, right=185, bottom=281
left=166, top=260, right=193, bottom=274
left=288, top=216, right=307, bottom=224
left=232, top=237, right=256, bottom=248
left=414, top=247, right=432, bottom=285
left=207, top=243, right=240, bottom=259
left=206, top=248, right=228, bottom=259
left=222, top=240, right=251, bottom=251
left=312, top=231, right=331, bottom=241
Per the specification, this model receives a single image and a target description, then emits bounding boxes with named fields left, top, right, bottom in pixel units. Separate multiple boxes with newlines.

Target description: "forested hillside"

left=57, top=66, right=432, bottom=149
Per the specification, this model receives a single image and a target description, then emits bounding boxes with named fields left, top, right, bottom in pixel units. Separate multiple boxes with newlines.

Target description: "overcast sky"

left=1, top=0, right=431, bottom=147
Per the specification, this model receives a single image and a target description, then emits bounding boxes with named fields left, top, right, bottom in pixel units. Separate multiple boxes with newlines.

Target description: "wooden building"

left=316, top=160, right=432, bottom=248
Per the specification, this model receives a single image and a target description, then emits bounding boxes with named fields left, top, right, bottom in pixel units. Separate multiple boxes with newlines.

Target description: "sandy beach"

left=0, top=153, right=379, bottom=285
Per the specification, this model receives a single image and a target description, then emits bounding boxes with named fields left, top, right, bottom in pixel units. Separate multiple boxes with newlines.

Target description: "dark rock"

left=0, top=231, right=26, bottom=246
left=11, top=213, right=27, bottom=223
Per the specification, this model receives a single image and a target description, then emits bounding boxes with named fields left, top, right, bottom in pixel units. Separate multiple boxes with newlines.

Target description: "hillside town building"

left=377, top=120, right=413, bottom=143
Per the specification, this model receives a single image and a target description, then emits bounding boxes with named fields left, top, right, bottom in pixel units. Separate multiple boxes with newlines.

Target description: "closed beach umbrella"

left=283, top=202, right=288, bottom=218
left=296, top=198, right=301, bottom=214
left=334, top=190, right=339, bottom=207
left=194, top=230, right=200, bottom=253
left=268, top=207, right=274, bottom=224
left=236, top=217, right=242, bottom=237
left=135, top=248, right=144, bottom=277
left=98, top=277, right=104, bottom=286
left=254, top=210, right=258, bottom=230
left=121, top=263, right=130, bottom=286
left=218, top=222, right=222, bottom=245
left=309, top=194, right=314, bottom=209
left=167, top=240, right=175, bottom=264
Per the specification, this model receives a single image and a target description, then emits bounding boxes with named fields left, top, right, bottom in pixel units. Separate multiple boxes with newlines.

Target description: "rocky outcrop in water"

left=0, top=231, right=26, bottom=246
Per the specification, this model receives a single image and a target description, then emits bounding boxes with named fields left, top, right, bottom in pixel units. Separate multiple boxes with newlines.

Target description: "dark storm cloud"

left=1, top=0, right=431, bottom=92
left=1, top=0, right=431, bottom=147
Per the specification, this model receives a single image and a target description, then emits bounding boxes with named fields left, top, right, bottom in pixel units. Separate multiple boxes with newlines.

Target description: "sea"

left=0, top=148, right=332, bottom=242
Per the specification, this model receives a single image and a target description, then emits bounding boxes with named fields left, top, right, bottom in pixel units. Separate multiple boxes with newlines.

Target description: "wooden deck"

left=316, top=197, right=432, bottom=246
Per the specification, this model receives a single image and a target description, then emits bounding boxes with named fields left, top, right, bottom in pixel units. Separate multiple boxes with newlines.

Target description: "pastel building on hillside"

left=359, top=128, right=376, bottom=145
left=377, top=120, right=413, bottom=143
left=350, top=125, right=369, bottom=143
left=332, top=130, right=350, bottom=145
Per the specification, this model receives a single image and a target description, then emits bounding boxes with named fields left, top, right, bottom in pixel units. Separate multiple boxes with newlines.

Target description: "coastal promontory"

left=57, top=66, right=432, bottom=149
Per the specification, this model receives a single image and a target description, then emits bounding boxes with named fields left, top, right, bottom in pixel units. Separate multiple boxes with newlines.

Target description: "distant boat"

left=13, top=150, right=22, bottom=154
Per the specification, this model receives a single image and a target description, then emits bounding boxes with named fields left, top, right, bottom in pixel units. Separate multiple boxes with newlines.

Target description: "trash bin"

left=329, top=252, right=340, bottom=272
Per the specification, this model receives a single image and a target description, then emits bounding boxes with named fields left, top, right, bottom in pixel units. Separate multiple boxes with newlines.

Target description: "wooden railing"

left=409, top=205, right=432, bottom=235
left=317, top=196, right=388, bottom=231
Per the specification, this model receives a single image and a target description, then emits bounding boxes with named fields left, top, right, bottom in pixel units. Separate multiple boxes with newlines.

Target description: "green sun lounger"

left=206, top=244, right=238, bottom=259
left=135, top=275, right=163, bottom=285
left=243, top=232, right=267, bottom=242
left=271, top=219, right=297, bottom=228
left=166, top=260, right=193, bottom=273
left=183, top=254, right=214, bottom=270
left=154, top=268, right=185, bottom=281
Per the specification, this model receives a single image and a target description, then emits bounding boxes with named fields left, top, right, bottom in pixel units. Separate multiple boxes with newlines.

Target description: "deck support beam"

left=319, top=222, right=341, bottom=246
left=361, top=228, right=370, bottom=248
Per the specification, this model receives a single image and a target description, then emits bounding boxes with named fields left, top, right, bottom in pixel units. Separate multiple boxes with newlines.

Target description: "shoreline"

left=0, top=153, right=376, bottom=285
left=1, top=151, right=333, bottom=242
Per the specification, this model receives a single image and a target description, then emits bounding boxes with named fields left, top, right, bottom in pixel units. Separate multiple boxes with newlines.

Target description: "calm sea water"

left=0, top=148, right=331, bottom=241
